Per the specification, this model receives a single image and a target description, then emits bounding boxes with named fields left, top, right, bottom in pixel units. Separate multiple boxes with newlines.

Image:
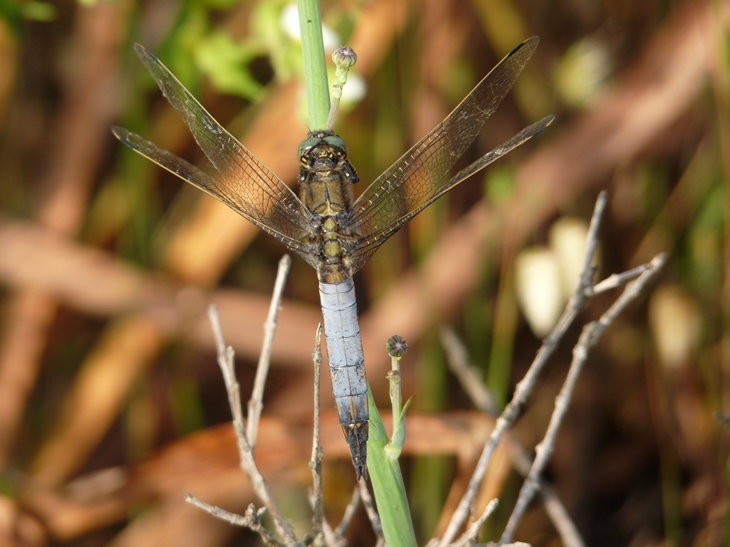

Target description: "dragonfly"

left=113, top=36, right=553, bottom=479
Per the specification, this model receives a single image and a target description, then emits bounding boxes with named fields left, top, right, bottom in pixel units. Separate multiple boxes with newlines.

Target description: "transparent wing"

left=346, top=115, right=554, bottom=272
left=113, top=127, right=317, bottom=262
left=345, top=37, right=544, bottom=272
left=121, top=44, right=317, bottom=259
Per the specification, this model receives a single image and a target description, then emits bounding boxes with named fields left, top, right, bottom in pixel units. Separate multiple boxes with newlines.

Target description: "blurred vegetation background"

left=0, top=0, right=727, bottom=545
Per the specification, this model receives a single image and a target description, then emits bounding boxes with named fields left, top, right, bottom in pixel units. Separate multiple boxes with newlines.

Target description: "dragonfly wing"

left=346, top=115, right=554, bottom=271
left=129, top=44, right=315, bottom=252
left=113, top=126, right=317, bottom=263
left=346, top=36, right=543, bottom=272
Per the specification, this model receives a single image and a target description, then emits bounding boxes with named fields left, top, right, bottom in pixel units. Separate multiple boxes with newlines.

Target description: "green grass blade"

left=367, top=388, right=417, bottom=547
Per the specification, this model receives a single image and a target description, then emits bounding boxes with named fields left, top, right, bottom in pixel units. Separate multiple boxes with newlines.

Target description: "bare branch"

left=203, top=304, right=298, bottom=545
left=334, top=486, right=361, bottom=539
left=208, top=305, right=246, bottom=439
left=452, top=498, right=498, bottom=547
left=312, top=486, right=358, bottom=547
left=440, top=327, right=499, bottom=415
left=358, top=479, right=384, bottom=542
left=500, top=253, right=666, bottom=543
left=437, top=192, right=608, bottom=546
left=591, top=263, right=651, bottom=295
left=441, top=327, right=586, bottom=547
left=248, top=255, right=292, bottom=446
left=184, top=495, right=285, bottom=547
left=310, top=323, right=325, bottom=544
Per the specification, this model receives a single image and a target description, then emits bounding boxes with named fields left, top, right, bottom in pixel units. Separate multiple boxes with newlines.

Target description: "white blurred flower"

left=515, top=217, right=593, bottom=337
left=549, top=217, right=590, bottom=297
left=515, top=248, right=563, bottom=337
left=553, top=37, right=611, bottom=108
left=649, top=285, right=702, bottom=370
left=280, top=3, right=340, bottom=53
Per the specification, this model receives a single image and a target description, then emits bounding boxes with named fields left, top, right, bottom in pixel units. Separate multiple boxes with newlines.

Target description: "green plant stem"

left=297, top=0, right=330, bottom=130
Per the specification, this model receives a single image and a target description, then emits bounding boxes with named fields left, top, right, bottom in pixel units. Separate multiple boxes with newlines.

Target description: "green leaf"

left=367, top=389, right=417, bottom=547
left=195, top=31, right=265, bottom=100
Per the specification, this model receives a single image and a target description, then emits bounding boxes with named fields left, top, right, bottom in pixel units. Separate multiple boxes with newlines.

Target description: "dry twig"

left=188, top=258, right=299, bottom=545
left=184, top=496, right=285, bottom=546
left=452, top=498, right=498, bottom=547
left=439, top=192, right=665, bottom=545
left=309, top=323, right=325, bottom=545
left=441, top=327, right=585, bottom=547
left=358, top=479, right=384, bottom=543
left=334, top=486, right=362, bottom=540
left=437, top=192, right=610, bottom=546
left=500, top=253, right=666, bottom=543
left=248, top=255, right=292, bottom=446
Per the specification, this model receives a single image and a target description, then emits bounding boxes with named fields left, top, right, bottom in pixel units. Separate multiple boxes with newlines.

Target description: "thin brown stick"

left=334, top=486, right=361, bottom=540
left=437, top=191, right=608, bottom=546
left=200, top=304, right=298, bottom=545
left=500, top=253, right=666, bottom=543
left=248, top=254, right=292, bottom=446
left=185, top=495, right=285, bottom=547
left=590, top=263, right=651, bottom=295
left=309, top=323, right=325, bottom=544
left=358, top=480, right=384, bottom=542
left=441, top=327, right=586, bottom=547
left=452, top=498, right=498, bottom=547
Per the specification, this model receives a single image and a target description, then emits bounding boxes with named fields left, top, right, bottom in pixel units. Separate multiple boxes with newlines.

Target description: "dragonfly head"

left=298, top=133, right=347, bottom=163
left=298, top=132, right=346, bottom=166
left=298, top=132, right=360, bottom=184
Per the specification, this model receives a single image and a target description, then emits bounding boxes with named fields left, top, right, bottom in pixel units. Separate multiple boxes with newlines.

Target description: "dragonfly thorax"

left=297, top=131, right=360, bottom=232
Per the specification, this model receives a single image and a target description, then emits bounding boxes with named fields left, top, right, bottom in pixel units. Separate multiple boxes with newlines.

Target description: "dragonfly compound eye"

left=324, top=135, right=348, bottom=155
left=297, top=137, right=321, bottom=160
